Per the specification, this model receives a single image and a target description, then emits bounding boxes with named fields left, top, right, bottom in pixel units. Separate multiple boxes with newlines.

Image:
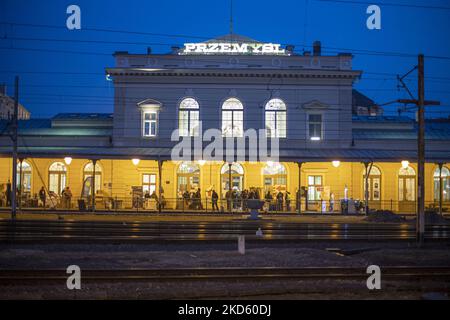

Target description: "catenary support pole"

left=438, top=163, right=443, bottom=216
left=417, top=54, right=425, bottom=245
left=11, top=76, right=19, bottom=220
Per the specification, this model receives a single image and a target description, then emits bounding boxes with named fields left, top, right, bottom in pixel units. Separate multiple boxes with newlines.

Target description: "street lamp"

left=332, top=160, right=341, bottom=168
left=131, top=158, right=140, bottom=166
left=401, top=160, right=409, bottom=169
left=64, top=157, right=73, bottom=165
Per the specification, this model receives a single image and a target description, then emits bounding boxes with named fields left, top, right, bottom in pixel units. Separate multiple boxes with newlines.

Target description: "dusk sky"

left=1, top=0, right=449, bottom=118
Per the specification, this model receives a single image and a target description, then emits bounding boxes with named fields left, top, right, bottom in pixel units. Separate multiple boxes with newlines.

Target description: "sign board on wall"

left=179, top=42, right=288, bottom=56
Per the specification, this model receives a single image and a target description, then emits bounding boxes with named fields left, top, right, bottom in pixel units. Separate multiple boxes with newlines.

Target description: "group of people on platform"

left=0, top=180, right=73, bottom=209
left=143, top=190, right=166, bottom=210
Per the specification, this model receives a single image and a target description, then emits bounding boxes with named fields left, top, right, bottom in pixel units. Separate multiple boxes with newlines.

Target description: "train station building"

left=0, top=34, right=449, bottom=213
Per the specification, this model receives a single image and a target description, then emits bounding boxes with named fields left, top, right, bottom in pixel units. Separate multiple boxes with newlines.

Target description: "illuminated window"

left=222, top=98, right=243, bottom=137
left=143, top=111, right=158, bottom=137
left=434, top=167, right=450, bottom=202
left=263, top=162, right=287, bottom=193
left=177, top=162, right=200, bottom=194
left=83, top=162, right=102, bottom=193
left=363, top=166, right=381, bottom=201
left=398, top=166, right=415, bottom=202
left=17, top=161, right=32, bottom=193
left=221, top=162, right=244, bottom=196
left=265, top=99, right=286, bottom=138
left=48, top=162, right=67, bottom=194
left=308, top=114, right=322, bottom=140
left=308, top=175, right=322, bottom=201
left=179, top=98, right=200, bottom=137
left=142, top=174, right=157, bottom=195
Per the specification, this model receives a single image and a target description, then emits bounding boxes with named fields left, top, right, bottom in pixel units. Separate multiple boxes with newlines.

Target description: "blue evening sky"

left=0, top=0, right=449, bottom=118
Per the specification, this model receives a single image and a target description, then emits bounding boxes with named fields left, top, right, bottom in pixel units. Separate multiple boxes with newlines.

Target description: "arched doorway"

left=48, top=162, right=67, bottom=195
left=83, top=162, right=102, bottom=194
left=17, top=160, right=32, bottom=195
left=177, top=161, right=200, bottom=195
left=363, top=165, right=381, bottom=209
left=434, top=166, right=450, bottom=203
left=398, top=166, right=416, bottom=213
left=262, top=162, right=287, bottom=194
left=221, top=162, right=244, bottom=197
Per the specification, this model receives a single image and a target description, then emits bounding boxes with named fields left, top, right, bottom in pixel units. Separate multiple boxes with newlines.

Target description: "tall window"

left=265, top=99, right=286, bottom=138
left=142, top=174, right=157, bottom=195
left=434, top=167, right=450, bottom=202
left=222, top=98, right=243, bottom=137
left=83, top=162, right=102, bottom=193
left=17, top=161, right=32, bottom=193
left=221, top=162, right=244, bottom=196
left=263, top=162, right=287, bottom=193
left=177, top=162, right=200, bottom=194
left=308, top=114, right=322, bottom=140
left=179, top=98, right=200, bottom=137
left=143, top=111, right=158, bottom=137
left=398, top=166, right=415, bottom=201
left=363, top=166, right=381, bottom=201
left=48, top=162, right=67, bottom=195
left=308, top=175, right=322, bottom=201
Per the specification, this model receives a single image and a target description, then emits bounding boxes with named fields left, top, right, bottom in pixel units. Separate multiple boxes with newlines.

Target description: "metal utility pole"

left=397, top=54, right=440, bottom=246
left=11, top=76, right=19, bottom=220
left=417, top=54, right=425, bottom=245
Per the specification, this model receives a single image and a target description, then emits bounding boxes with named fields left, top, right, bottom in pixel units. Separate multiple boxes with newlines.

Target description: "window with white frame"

left=265, top=99, right=286, bottom=138
left=142, top=173, right=157, bottom=195
left=143, top=111, right=158, bottom=137
left=179, top=98, right=200, bottom=137
left=222, top=98, right=243, bottom=137
left=308, top=114, right=322, bottom=140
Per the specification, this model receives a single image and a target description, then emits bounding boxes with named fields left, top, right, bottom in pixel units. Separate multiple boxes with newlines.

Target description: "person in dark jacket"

left=211, top=190, right=219, bottom=211
left=39, top=186, right=46, bottom=207
left=6, top=180, right=12, bottom=207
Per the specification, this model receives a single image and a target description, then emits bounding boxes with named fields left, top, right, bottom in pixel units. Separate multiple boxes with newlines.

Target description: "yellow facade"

left=0, top=157, right=448, bottom=212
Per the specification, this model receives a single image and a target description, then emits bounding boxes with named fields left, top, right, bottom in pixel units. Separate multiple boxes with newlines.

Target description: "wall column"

left=297, top=162, right=302, bottom=214
left=91, top=159, right=97, bottom=212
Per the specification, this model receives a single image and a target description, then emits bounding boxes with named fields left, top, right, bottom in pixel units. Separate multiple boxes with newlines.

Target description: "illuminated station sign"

left=179, top=42, right=288, bottom=55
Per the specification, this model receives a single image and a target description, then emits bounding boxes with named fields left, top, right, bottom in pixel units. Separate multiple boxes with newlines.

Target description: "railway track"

left=1, top=266, right=450, bottom=283
left=0, top=219, right=449, bottom=242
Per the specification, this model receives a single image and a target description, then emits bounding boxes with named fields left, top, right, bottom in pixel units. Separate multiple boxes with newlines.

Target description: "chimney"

left=313, top=41, right=321, bottom=56
left=0, top=83, right=6, bottom=95
left=147, top=47, right=152, bottom=54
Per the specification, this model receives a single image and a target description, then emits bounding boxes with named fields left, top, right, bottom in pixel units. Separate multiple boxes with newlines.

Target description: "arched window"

left=222, top=98, right=243, bottom=137
left=434, top=166, right=450, bottom=202
left=83, top=162, right=102, bottom=193
left=177, top=162, right=200, bottom=194
left=221, top=162, right=244, bottom=196
left=265, top=99, right=286, bottom=138
left=17, top=161, right=32, bottom=194
left=363, top=165, right=381, bottom=205
left=262, top=162, right=287, bottom=193
left=398, top=166, right=416, bottom=212
left=179, top=98, right=200, bottom=137
left=48, top=162, right=67, bottom=194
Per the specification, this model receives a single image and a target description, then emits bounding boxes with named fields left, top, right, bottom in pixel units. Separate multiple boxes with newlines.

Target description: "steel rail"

left=1, top=266, right=450, bottom=283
